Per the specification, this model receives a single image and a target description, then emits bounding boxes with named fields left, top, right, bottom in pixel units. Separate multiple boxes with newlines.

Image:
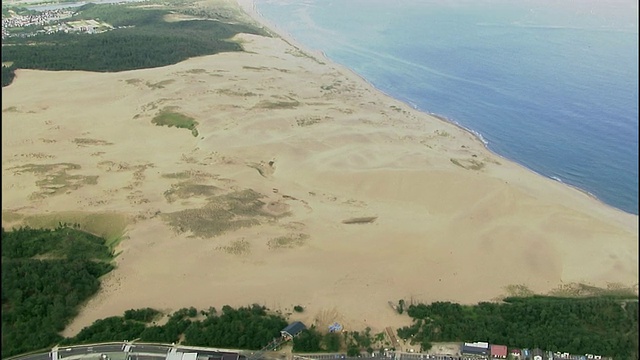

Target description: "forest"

left=1, top=226, right=115, bottom=358
left=1, top=2, right=269, bottom=87
left=397, top=296, right=638, bottom=359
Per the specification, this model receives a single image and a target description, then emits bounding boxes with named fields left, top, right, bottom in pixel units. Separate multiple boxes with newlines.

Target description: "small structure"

left=491, top=344, right=508, bottom=359
left=182, top=353, right=198, bottom=360
left=532, top=348, right=543, bottom=360
left=461, top=342, right=489, bottom=356
left=329, top=322, right=342, bottom=333
left=281, top=321, right=306, bottom=340
left=221, top=353, right=239, bottom=360
left=510, top=348, right=522, bottom=358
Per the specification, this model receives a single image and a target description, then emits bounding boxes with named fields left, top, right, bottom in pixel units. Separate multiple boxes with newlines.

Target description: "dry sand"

left=1, top=0, right=638, bottom=338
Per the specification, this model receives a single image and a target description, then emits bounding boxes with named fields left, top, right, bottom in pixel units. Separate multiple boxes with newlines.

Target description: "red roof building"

left=491, top=344, right=508, bottom=359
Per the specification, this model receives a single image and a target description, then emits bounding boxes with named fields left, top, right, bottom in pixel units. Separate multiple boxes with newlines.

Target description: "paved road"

left=13, top=352, right=54, bottom=360
left=59, top=344, right=128, bottom=358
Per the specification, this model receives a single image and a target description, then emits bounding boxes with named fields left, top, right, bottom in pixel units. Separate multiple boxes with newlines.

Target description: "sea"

left=253, top=0, right=639, bottom=215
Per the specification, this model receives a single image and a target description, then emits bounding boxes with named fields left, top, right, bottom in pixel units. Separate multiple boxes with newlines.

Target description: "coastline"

left=235, top=0, right=635, bottom=218
left=2, top=0, right=637, bottom=337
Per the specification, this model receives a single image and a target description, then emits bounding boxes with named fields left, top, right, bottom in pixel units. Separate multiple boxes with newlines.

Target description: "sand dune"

left=1, top=0, right=637, bottom=337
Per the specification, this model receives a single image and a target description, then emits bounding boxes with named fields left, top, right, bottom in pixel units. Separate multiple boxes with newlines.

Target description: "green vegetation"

left=1, top=226, right=115, bottom=358
left=292, top=327, right=324, bottom=352
left=124, top=308, right=162, bottom=323
left=152, top=108, right=199, bottom=137
left=2, top=64, right=16, bottom=87
left=1, top=2, right=270, bottom=87
left=397, top=296, right=639, bottom=359
left=2, top=6, right=39, bottom=17
left=293, top=305, right=304, bottom=313
left=162, top=189, right=283, bottom=238
left=61, top=305, right=288, bottom=349
left=20, top=211, right=129, bottom=247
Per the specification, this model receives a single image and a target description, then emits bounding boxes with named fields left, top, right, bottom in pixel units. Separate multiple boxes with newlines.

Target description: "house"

left=221, top=353, right=239, bottom=360
left=510, top=348, right=522, bottom=358
left=461, top=342, right=489, bottom=356
left=532, top=348, right=544, bottom=360
left=281, top=321, right=306, bottom=339
left=491, top=344, right=508, bottom=359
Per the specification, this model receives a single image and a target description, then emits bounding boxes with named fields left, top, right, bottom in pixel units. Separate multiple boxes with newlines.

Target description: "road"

left=10, top=343, right=471, bottom=360
left=10, top=342, right=239, bottom=360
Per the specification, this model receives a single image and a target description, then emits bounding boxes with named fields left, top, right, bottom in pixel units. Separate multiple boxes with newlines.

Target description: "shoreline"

left=234, top=0, right=635, bottom=218
left=3, top=0, right=637, bottom=337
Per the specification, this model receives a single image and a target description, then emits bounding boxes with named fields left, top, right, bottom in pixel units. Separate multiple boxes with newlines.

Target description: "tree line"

left=397, top=296, right=638, bottom=359
left=1, top=3, right=269, bottom=87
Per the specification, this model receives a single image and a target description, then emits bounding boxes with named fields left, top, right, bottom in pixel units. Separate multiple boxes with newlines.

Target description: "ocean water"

left=254, top=0, right=639, bottom=215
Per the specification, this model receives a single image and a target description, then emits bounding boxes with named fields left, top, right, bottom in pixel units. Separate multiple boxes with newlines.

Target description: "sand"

left=1, top=0, right=638, bottom=339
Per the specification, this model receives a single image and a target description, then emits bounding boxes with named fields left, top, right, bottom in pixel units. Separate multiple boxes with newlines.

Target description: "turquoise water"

left=254, top=0, right=639, bottom=215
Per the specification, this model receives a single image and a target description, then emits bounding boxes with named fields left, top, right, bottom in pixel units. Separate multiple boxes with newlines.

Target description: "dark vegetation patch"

left=61, top=305, right=287, bottom=349
left=266, top=233, right=308, bottom=250
left=396, top=295, right=638, bottom=359
left=162, top=189, right=284, bottom=238
left=152, top=107, right=199, bottom=137
left=164, top=181, right=221, bottom=203
left=342, top=216, right=377, bottom=224
left=1, top=226, right=115, bottom=358
left=1, top=2, right=269, bottom=87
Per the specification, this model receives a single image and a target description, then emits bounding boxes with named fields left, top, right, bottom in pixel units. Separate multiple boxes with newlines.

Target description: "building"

left=281, top=321, right=306, bottom=339
left=166, top=349, right=198, bottom=360
left=491, top=345, right=508, bottom=359
left=461, top=342, right=489, bottom=356
left=510, top=349, right=522, bottom=358
left=532, top=348, right=544, bottom=360
left=221, top=353, right=240, bottom=360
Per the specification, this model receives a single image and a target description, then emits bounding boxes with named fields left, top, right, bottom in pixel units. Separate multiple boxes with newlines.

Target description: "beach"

left=1, top=0, right=638, bottom=337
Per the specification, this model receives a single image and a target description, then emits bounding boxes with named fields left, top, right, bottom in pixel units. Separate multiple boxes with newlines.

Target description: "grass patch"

left=145, top=79, right=175, bottom=89
left=296, top=117, right=322, bottom=127
left=254, top=99, right=300, bottom=109
left=216, top=88, right=257, bottom=97
left=504, top=284, right=535, bottom=297
left=547, top=282, right=638, bottom=299
left=164, top=181, right=221, bottom=203
left=16, top=211, right=129, bottom=247
left=2, top=211, right=25, bottom=223
left=152, top=107, right=199, bottom=137
left=450, top=158, right=485, bottom=171
left=9, top=163, right=99, bottom=198
left=218, top=238, right=251, bottom=255
left=267, top=233, right=309, bottom=250
left=185, top=68, right=207, bottom=74
left=162, top=189, right=278, bottom=238
left=73, top=138, right=113, bottom=146
left=342, top=216, right=377, bottom=224
left=161, top=171, right=193, bottom=179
